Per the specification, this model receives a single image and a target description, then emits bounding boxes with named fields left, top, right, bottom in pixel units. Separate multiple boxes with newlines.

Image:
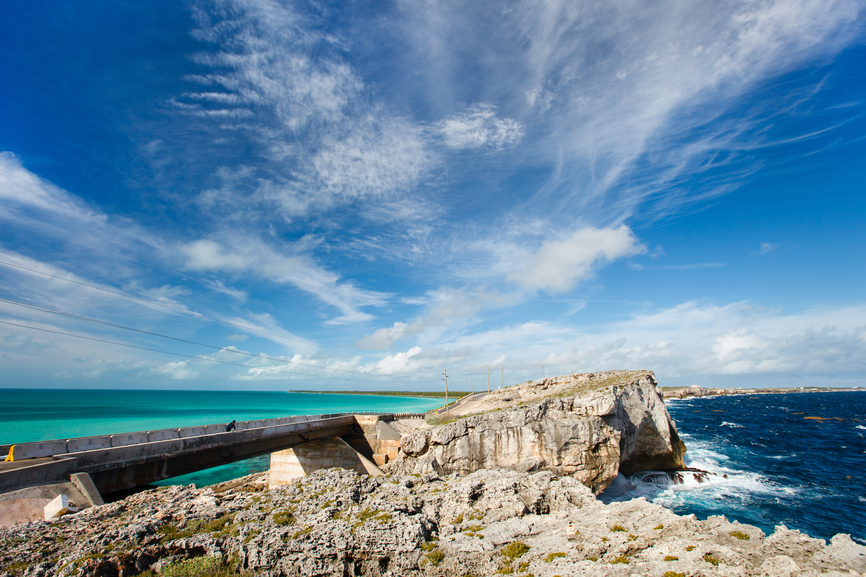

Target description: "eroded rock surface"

left=387, top=370, right=685, bottom=493
left=2, top=468, right=863, bottom=577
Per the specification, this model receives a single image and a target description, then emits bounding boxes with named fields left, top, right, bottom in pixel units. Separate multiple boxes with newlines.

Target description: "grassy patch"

left=654, top=524, right=664, bottom=530
left=543, top=552, right=566, bottom=563
left=627, top=534, right=637, bottom=541
left=158, top=556, right=250, bottom=577
left=157, top=513, right=236, bottom=543
left=685, top=545, right=695, bottom=552
left=273, top=511, right=295, bottom=526
left=663, top=572, right=686, bottom=577
left=730, top=530, right=750, bottom=540
left=586, top=555, right=599, bottom=562
left=610, top=524, right=626, bottom=532
left=664, top=555, right=679, bottom=561
left=286, top=526, right=313, bottom=540
left=494, top=566, right=514, bottom=575
left=703, top=553, right=720, bottom=566
left=501, top=541, right=530, bottom=561
left=424, top=548, right=445, bottom=567
left=609, top=556, right=630, bottom=564
left=453, top=513, right=464, bottom=524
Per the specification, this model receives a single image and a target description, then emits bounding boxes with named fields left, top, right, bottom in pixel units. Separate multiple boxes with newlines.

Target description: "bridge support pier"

left=269, top=438, right=383, bottom=488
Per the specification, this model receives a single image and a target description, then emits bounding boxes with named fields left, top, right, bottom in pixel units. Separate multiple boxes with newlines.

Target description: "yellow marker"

left=4, top=445, right=14, bottom=462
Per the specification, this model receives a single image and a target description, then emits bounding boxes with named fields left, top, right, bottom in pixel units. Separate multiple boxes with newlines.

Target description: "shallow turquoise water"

left=0, top=389, right=442, bottom=487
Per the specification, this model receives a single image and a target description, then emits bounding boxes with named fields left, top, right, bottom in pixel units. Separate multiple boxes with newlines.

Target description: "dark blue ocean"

left=611, top=391, right=866, bottom=544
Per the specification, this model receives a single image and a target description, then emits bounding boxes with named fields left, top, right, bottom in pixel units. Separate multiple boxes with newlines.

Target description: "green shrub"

left=610, top=524, right=626, bottom=532
left=494, top=566, right=514, bottom=575
left=663, top=572, right=685, bottom=577
left=610, top=556, right=630, bottom=564
left=685, top=545, right=695, bottom=552
left=703, top=553, right=720, bottom=566
left=543, top=552, right=566, bottom=563
left=453, top=513, right=464, bottom=524
left=664, top=555, right=678, bottom=561
left=654, top=524, right=664, bottom=530
left=730, top=530, right=750, bottom=540
left=501, top=541, right=530, bottom=561
left=518, top=561, right=529, bottom=571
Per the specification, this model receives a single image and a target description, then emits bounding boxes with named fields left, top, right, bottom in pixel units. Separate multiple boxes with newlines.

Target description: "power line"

left=0, top=320, right=434, bottom=384
left=0, top=258, right=384, bottom=361
left=0, top=296, right=432, bottom=378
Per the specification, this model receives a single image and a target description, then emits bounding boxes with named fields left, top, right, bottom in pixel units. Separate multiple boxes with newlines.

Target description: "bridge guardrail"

left=3, top=410, right=428, bottom=462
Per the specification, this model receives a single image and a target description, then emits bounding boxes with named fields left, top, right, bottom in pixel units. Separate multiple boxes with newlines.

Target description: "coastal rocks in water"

left=386, top=370, right=685, bottom=493
left=1, top=468, right=864, bottom=577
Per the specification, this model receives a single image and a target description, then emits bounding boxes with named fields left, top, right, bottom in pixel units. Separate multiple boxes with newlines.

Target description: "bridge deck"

left=1, top=411, right=426, bottom=495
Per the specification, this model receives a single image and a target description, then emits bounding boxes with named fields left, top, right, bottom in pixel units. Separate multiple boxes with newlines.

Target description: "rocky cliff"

left=3, top=468, right=863, bottom=577
left=386, top=370, right=685, bottom=493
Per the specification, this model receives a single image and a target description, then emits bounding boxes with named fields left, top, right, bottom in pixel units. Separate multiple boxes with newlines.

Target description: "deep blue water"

left=612, top=391, right=866, bottom=544
left=0, top=389, right=443, bottom=487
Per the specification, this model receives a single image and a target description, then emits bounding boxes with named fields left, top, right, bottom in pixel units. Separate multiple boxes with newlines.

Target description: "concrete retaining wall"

left=7, top=441, right=68, bottom=461
left=110, top=433, right=148, bottom=447
left=67, top=436, right=112, bottom=453
left=147, top=429, right=180, bottom=442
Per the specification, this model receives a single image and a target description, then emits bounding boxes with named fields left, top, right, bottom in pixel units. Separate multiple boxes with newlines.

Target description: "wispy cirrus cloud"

left=180, top=237, right=389, bottom=324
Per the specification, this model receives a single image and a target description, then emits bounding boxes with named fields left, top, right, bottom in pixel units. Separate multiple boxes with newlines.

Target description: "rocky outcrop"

left=2, top=468, right=863, bottom=577
left=386, top=370, right=684, bottom=493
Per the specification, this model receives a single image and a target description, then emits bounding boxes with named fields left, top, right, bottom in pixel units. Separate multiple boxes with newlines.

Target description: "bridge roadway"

left=0, top=412, right=424, bottom=496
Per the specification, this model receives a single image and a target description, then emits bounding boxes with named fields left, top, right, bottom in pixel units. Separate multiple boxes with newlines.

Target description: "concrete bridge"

left=0, top=412, right=424, bottom=499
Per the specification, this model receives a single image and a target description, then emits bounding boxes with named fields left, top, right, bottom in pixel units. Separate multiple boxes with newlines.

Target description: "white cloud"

left=435, top=105, right=524, bottom=150
left=507, top=225, right=646, bottom=293
left=180, top=236, right=387, bottom=324
left=754, top=242, right=779, bottom=255
left=357, top=286, right=518, bottom=350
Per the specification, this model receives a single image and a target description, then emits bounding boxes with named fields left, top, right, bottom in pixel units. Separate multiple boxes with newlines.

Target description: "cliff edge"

left=386, top=370, right=685, bottom=493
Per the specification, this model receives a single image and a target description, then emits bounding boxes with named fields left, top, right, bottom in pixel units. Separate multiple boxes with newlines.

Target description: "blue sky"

left=1, top=0, right=864, bottom=391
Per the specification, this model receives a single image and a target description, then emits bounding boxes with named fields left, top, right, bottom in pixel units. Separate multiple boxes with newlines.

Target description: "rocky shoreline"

left=2, top=370, right=864, bottom=576
left=2, top=467, right=864, bottom=577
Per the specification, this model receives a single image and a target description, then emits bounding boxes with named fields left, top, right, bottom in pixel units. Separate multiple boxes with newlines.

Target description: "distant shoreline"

left=662, top=385, right=866, bottom=400
left=287, top=390, right=472, bottom=399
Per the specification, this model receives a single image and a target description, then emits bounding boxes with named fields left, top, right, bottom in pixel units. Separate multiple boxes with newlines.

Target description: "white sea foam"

left=856, top=425, right=866, bottom=431
left=721, top=421, right=745, bottom=428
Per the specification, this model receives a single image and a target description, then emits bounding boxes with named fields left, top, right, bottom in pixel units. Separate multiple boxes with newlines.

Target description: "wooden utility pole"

left=443, top=369, right=449, bottom=411
left=469, top=375, right=474, bottom=393
left=487, top=363, right=490, bottom=392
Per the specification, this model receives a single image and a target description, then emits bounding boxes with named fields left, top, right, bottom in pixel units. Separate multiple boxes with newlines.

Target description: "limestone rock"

left=1, top=468, right=863, bottom=577
left=387, top=370, right=684, bottom=493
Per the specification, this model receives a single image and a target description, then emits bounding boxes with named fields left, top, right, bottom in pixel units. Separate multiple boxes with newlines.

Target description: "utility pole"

left=487, top=363, right=490, bottom=392
left=469, top=375, right=474, bottom=393
left=443, top=369, right=449, bottom=412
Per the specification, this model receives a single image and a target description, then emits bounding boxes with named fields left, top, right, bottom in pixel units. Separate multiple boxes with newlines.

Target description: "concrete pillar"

left=269, top=438, right=383, bottom=489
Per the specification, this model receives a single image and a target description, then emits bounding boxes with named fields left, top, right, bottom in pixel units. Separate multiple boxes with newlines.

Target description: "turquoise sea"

left=0, top=389, right=443, bottom=487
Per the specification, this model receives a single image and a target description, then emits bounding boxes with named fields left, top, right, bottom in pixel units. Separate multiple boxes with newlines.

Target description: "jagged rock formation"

left=386, top=370, right=685, bottom=493
left=2, top=468, right=863, bottom=577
